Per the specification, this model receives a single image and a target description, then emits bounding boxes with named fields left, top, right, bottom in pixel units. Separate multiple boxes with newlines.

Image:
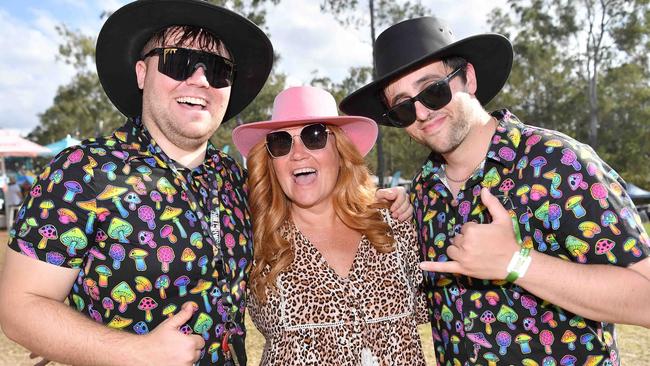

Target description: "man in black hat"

left=0, top=1, right=272, bottom=365
left=341, top=16, right=650, bottom=365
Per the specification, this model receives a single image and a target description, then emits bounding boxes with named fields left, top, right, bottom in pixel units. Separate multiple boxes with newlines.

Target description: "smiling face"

left=135, top=27, right=231, bottom=153
left=383, top=59, right=479, bottom=155
left=270, top=124, right=340, bottom=211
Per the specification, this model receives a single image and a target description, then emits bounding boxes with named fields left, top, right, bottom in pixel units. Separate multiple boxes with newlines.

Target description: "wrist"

left=505, top=247, right=532, bottom=283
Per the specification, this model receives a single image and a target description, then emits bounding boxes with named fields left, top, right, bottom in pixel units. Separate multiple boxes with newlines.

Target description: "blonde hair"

left=248, top=126, right=394, bottom=302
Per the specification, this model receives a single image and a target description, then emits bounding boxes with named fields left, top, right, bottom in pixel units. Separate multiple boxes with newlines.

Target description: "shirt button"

left=338, top=337, right=347, bottom=345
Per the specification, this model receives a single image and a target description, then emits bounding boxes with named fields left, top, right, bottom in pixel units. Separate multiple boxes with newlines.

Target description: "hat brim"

left=96, top=0, right=273, bottom=122
left=232, top=116, right=378, bottom=158
left=339, top=34, right=512, bottom=126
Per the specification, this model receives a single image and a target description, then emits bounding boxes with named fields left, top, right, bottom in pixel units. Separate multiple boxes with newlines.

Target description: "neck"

left=290, top=201, right=338, bottom=229
left=442, top=113, right=496, bottom=173
left=141, top=118, right=208, bottom=169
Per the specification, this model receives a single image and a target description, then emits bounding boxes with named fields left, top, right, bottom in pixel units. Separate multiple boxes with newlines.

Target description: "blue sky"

left=0, top=0, right=505, bottom=137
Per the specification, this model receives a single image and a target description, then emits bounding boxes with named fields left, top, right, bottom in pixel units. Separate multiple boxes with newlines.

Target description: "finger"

left=164, top=302, right=196, bottom=328
left=191, top=334, right=206, bottom=350
left=419, top=260, right=464, bottom=273
left=396, top=202, right=414, bottom=222
left=459, top=222, right=477, bottom=235
left=374, top=188, right=395, bottom=203
left=480, top=188, right=512, bottom=224
left=446, top=242, right=462, bottom=260
left=34, top=360, right=50, bottom=366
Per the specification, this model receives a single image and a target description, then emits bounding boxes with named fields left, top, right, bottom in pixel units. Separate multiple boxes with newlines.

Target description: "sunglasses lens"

left=266, top=131, right=293, bottom=157
left=300, top=124, right=329, bottom=150
left=419, top=81, right=452, bottom=111
left=157, top=48, right=234, bottom=89
left=386, top=102, right=416, bottom=127
left=158, top=48, right=190, bottom=81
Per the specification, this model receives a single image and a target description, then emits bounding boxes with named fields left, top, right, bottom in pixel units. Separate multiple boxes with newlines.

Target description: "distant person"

left=234, top=86, right=428, bottom=365
left=5, top=176, right=23, bottom=208
left=340, top=16, right=650, bottom=365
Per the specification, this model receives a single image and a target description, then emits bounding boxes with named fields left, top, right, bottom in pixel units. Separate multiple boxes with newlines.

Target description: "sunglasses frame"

left=265, top=123, right=332, bottom=158
left=141, top=47, right=236, bottom=89
left=383, top=63, right=467, bottom=127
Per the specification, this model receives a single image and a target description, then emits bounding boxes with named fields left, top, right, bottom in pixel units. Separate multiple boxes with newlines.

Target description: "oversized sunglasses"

left=142, top=47, right=235, bottom=89
left=266, top=123, right=331, bottom=158
left=383, top=63, right=466, bottom=127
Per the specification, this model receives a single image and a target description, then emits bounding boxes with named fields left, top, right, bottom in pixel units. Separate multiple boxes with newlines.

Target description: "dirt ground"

left=1, top=230, right=648, bottom=365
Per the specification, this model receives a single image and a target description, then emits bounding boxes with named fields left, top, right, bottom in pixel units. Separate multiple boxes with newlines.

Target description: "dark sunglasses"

left=266, top=123, right=331, bottom=158
left=383, top=63, right=466, bottom=127
left=142, top=47, right=235, bottom=89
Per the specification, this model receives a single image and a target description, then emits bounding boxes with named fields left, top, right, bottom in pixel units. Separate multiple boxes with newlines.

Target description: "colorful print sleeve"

left=537, top=137, right=650, bottom=266
left=8, top=147, right=96, bottom=268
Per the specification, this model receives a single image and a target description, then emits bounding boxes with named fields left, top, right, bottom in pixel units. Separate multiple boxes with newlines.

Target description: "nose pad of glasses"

left=192, top=62, right=208, bottom=74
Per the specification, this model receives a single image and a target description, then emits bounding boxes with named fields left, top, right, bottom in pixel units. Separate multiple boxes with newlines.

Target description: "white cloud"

left=266, top=0, right=509, bottom=86
left=0, top=9, right=75, bottom=134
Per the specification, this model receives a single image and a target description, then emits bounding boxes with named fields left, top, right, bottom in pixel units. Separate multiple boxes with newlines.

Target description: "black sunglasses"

left=266, top=123, right=331, bottom=158
left=142, top=47, right=235, bottom=89
left=383, top=63, right=466, bottom=127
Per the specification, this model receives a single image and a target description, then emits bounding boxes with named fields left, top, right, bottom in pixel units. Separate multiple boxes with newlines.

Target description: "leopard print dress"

left=248, top=209, right=428, bottom=365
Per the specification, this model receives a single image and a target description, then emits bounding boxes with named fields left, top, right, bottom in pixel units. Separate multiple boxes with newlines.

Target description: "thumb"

left=481, top=187, right=511, bottom=224
left=163, top=302, right=195, bottom=328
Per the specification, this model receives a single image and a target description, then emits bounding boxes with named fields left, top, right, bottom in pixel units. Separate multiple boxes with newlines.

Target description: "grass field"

left=1, top=226, right=650, bottom=365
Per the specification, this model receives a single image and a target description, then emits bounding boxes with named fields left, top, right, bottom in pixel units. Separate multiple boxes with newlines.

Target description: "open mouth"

left=176, top=96, right=207, bottom=110
left=292, top=167, right=317, bottom=184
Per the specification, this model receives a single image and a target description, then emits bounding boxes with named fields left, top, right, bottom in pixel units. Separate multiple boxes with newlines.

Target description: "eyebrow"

left=387, top=73, right=447, bottom=106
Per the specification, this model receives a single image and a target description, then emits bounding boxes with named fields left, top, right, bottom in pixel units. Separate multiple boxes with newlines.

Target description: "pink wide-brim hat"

left=232, top=86, right=378, bottom=158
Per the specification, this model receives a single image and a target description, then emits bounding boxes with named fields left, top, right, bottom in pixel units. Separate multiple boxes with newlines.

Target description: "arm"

left=420, top=188, right=650, bottom=327
left=0, top=250, right=205, bottom=366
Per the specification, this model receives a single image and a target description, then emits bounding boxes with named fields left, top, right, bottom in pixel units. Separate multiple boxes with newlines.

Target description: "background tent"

left=41, top=134, right=81, bottom=156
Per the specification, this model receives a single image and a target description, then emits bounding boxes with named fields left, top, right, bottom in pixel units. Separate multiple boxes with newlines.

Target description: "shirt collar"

left=117, top=117, right=222, bottom=172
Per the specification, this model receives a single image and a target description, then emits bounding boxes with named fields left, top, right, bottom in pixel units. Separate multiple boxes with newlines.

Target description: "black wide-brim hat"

left=339, top=16, right=513, bottom=127
left=96, top=0, right=273, bottom=122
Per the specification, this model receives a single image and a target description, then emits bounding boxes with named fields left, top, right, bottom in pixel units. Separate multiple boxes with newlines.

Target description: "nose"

left=288, top=135, right=308, bottom=160
left=413, top=100, right=433, bottom=122
left=186, top=64, right=210, bottom=87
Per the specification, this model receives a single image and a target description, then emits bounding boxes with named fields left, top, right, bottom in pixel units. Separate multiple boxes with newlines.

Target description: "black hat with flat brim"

left=96, top=0, right=273, bottom=122
left=339, top=16, right=513, bottom=127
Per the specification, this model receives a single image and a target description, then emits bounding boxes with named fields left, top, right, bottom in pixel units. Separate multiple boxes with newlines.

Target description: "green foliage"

left=489, top=0, right=650, bottom=187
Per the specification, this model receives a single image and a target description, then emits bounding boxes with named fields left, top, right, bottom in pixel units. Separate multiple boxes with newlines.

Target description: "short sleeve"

left=7, top=147, right=97, bottom=269
left=553, top=142, right=650, bottom=266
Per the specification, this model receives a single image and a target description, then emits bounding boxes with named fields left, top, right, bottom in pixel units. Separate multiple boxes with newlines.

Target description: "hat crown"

left=374, top=16, right=455, bottom=79
left=271, top=86, right=340, bottom=121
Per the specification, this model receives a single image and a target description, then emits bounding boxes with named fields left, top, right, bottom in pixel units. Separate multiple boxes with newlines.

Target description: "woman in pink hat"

left=232, top=86, right=427, bottom=365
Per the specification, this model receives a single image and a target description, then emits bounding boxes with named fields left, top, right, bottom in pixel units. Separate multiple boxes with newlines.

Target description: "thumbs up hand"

left=420, top=188, right=521, bottom=280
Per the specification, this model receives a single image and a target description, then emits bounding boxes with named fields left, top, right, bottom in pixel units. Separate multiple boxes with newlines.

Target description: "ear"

left=135, top=60, right=148, bottom=90
left=464, top=62, right=478, bottom=95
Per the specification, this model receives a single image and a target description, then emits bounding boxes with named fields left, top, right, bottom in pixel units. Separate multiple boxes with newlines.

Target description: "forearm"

left=516, top=252, right=650, bottom=327
left=1, top=294, right=144, bottom=366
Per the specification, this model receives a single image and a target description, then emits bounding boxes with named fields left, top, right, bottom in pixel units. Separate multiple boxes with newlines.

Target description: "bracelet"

left=505, top=212, right=532, bottom=283
left=505, top=248, right=532, bottom=282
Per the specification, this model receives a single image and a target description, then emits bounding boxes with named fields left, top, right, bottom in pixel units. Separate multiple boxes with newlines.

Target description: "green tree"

left=319, top=0, right=429, bottom=185
left=489, top=0, right=650, bottom=187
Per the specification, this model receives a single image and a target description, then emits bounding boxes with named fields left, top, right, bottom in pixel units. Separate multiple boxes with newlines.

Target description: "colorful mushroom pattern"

left=411, top=110, right=650, bottom=365
left=8, top=118, right=252, bottom=365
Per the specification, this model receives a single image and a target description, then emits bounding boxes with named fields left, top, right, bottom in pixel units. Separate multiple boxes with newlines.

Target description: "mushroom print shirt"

left=412, top=109, right=650, bottom=366
left=8, top=118, right=252, bottom=366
